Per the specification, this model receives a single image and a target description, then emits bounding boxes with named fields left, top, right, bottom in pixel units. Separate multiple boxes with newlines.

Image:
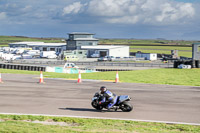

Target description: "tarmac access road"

left=0, top=73, right=200, bottom=125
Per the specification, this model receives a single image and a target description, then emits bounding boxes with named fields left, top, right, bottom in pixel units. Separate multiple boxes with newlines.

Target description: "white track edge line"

left=0, top=112, right=200, bottom=126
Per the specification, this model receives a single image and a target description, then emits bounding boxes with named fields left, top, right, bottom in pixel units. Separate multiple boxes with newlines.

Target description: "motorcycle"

left=91, top=92, right=133, bottom=112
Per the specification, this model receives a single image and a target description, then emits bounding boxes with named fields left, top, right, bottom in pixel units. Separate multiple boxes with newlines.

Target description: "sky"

left=0, top=0, right=200, bottom=40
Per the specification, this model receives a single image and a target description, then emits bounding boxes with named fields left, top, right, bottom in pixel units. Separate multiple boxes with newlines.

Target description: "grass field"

left=99, top=39, right=195, bottom=46
left=130, top=46, right=192, bottom=51
left=0, top=114, right=199, bottom=133
left=0, top=36, right=64, bottom=46
left=1, top=36, right=196, bottom=46
left=1, top=68, right=200, bottom=86
left=130, top=49, right=192, bottom=57
left=99, top=39, right=194, bottom=58
left=130, top=45, right=192, bottom=57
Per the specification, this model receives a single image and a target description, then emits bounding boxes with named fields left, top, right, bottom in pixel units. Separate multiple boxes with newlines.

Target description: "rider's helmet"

left=100, top=86, right=107, bottom=93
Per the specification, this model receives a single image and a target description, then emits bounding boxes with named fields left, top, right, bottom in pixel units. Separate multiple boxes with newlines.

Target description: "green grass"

left=99, top=39, right=195, bottom=46
left=130, top=45, right=192, bottom=57
left=99, top=39, right=194, bottom=57
left=1, top=68, right=200, bottom=86
left=130, top=49, right=192, bottom=57
left=1, top=36, right=196, bottom=46
left=131, top=46, right=192, bottom=51
left=0, top=114, right=199, bottom=133
left=0, top=36, right=64, bottom=46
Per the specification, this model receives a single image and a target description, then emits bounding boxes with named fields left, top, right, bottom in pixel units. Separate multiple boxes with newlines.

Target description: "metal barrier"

left=11, top=60, right=173, bottom=68
left=0, top=63, right=46, bottom=71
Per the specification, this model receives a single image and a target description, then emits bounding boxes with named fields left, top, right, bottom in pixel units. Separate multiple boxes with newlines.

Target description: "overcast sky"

left=0, top=0, right=200, bottom=40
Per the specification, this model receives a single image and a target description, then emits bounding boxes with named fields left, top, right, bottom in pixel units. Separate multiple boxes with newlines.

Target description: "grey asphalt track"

left=0, top=73, right=200, bottom=124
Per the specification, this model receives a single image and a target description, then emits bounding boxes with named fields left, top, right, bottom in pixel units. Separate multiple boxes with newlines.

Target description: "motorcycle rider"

left=99, top=86, right=118, bottom=110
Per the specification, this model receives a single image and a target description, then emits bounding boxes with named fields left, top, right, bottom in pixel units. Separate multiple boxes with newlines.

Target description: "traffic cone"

left=77, top=71, right=82, bottom=83
left=39, top=71, right=45, bottom=83
left=115, top=71, right=119, bottom=83
left=0, top=73, right=3, bottom=83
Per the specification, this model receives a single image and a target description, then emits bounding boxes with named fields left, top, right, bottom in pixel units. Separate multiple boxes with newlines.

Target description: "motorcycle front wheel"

left=120, top=101, right=133, bottom=112
left=91, top=101, right=103, bottom=110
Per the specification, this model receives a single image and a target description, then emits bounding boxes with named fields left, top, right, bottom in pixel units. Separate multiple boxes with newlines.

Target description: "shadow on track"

left=59, top=107, right=104, bottom=112
left=59, top=107, right=120, bottom=112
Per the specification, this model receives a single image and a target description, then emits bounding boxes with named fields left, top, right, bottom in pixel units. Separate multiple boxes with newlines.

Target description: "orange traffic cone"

left=115, top=71, right=119, bottom=83
left=0, top=73, right=3, bottom=83
left=77, top=71, right=82, bottom=83
left=39, top=71, right=45, bottom=83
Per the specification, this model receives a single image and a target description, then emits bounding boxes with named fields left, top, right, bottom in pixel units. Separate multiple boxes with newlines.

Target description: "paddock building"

left=81, top=45, right=129, bottom=58
left=9, top=42, right=66, bottom=53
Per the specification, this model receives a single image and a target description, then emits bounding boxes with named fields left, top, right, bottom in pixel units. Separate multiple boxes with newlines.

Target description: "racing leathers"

left=100, top=90, right=118, bottom=109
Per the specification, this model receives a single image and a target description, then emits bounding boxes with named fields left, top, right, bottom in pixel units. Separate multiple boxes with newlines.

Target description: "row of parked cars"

left=0, top=47, right=58, bottom=61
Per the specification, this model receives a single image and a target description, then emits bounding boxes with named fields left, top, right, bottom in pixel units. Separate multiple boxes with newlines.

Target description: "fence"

left=0, top=63, right=46, bottom=71
left=10, top=60, right=173, bottom=68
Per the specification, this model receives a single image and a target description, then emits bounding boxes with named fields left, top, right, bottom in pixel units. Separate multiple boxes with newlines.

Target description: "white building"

left=9, top=42, right=66, bottom=53
left=66, top=32, right=99, bottom=50
left=136, top=53, right=157, bottom=60
left=81, top=45, right=129, bottom=58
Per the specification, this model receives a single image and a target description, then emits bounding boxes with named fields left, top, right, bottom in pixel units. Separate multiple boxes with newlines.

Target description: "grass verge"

left=0, top=114, right=199, bottom=133
left=1, top=68, right=200, bottom=86
left=130, top=45, right=192, bottom=51
left=130, top=49, right=192, bottom=57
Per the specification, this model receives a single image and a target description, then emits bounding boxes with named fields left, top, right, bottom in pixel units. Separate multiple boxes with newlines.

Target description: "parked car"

left=98, top=56, right=115, bottom=61
left=105, top=56, right=115, bottom=61
left=98, top=57, right=108, bottom=61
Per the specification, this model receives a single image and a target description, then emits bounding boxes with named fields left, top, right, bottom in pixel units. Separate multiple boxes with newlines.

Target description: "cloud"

left=0, top=12, right=7, bottom=20
left=63, top=2, right=85, bottom=15
left=0, top=0, right=199, bottom=40
left=155, top=2, right=195, bottom=24
left=86, top=0, right=196, bottom=25
left=0, top=0, right=197, bottom=25
left=58, top=0, right=196, bottom=25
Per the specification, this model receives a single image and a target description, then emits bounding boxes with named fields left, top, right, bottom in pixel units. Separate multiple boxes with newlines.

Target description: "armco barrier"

left=12, top=60, right=173, bottom=68
left=0, top=63, right=46, bottom=71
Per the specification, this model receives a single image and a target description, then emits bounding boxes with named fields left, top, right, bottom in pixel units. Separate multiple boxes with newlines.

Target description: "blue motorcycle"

left=91, top=92, right=133, bottom=112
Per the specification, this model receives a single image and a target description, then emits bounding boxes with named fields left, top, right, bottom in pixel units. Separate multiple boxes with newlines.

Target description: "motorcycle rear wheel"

left=120, top=101, right=133, bottom=112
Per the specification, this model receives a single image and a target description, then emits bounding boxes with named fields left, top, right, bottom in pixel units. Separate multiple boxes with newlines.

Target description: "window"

left=35, top=47, right=39, bottom=50
left=43, top=47, right=47, bottom=51
left=50, top=48, right=55, bottom=51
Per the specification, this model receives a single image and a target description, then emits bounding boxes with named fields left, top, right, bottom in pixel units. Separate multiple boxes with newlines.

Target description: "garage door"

left=100, top=51, right=107, bottom=57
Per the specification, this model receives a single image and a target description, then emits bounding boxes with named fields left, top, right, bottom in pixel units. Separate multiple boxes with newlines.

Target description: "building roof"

left=68, top=32, right=95, bottom=35
left=81, top=45, right=129, bottom=50
left=73, top=38, right=99, bottom=41
left=10, top=42, right=44, bottom=45
left=9, top=42, right=66, bottom=47
left=29, top=43, right=66, bottom=47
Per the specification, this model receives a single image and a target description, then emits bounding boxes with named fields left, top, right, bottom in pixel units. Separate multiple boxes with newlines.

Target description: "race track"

left=0, top=73, right=200, bottom=125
